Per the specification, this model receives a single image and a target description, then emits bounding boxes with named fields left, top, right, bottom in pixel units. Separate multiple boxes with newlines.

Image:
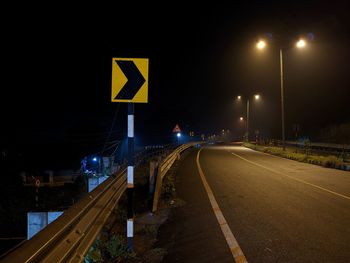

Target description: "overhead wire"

left=101, top=103, right=121, bottom=154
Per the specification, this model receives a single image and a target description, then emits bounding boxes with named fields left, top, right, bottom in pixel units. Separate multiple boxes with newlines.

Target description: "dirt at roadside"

left=86, top=153, right=186, bottom=263
left=126, top=155, right=185, bottom=263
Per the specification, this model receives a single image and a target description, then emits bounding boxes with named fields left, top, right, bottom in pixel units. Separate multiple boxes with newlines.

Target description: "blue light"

left=92, top=157, right=97, bottom=162
left=177, top=133, right=181, bottom=138
left=307, top=32, right=315, bottom=41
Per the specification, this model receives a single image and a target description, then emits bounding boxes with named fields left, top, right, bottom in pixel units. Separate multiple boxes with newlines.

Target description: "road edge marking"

left=230, top=151, right=350, bottom=201
left=197, top=148, right=248, bottom=262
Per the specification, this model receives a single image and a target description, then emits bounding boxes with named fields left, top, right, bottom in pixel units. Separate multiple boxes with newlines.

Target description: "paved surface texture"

left=158, top=148, right=233, bottom=263
left=159, top=145, right=350, bottom=262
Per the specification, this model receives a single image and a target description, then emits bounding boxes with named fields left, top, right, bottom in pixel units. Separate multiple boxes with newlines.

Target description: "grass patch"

left=161, top=170, right=176, bottom=200
left=243, top=143, right=347, bottom=169
left=86, top=234, right=135, bottom=262
left=137, top=224, right=158, bottom=236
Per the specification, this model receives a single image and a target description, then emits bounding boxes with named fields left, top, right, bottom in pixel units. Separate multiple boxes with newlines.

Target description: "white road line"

left=197, top=148, right=248, bottom=263
left=230, top=151, right=350, bottom=201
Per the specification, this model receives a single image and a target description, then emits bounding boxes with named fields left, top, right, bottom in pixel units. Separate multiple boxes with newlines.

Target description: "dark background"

left=1, top=1, right=350, bottom=170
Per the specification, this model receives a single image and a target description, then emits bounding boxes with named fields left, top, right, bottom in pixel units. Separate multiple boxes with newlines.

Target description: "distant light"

left=92, top=157, right=97, bottom=162
left=240, top=117, right=244, bottom=121
left=237, top=95, right=241, bottom=100
left=265, top=33, right=273, bottom=40
left=177, top=132, right=181, bottom=138
left=255, top=94, right=260, bottom=100
left=296, top=39, right=306, bottom=48
left=307, top=33, right=315, bottom=41
left=256, top=40, right=266, bottom=49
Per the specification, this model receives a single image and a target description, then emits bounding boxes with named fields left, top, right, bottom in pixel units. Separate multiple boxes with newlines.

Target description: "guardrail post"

left=149, top=161, right=158, bottom=195
left=151, top=143, right=202, bottom=213
left=152, top=165, right=162, bottom=213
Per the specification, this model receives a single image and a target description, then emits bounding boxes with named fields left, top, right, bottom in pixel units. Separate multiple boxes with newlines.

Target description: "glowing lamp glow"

left=296, top=39, right=306, bottom=48
left=256, top=40, right=266, bottom=49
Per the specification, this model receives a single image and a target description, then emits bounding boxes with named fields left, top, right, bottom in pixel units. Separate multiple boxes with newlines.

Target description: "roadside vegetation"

left=86, top=152, right=180, bottom=263
left=243, top=142, right=350, bottom=170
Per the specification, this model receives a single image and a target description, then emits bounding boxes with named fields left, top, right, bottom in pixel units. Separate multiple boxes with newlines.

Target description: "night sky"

left=2, top=1, right=350, bottom=169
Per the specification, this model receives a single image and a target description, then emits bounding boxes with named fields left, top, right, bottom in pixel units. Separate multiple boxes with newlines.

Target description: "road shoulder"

left=155, top=147, right=233, bottom=263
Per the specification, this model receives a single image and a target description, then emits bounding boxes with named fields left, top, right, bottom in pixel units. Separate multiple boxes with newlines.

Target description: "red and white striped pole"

left=127, top=103, right=134, bottom=250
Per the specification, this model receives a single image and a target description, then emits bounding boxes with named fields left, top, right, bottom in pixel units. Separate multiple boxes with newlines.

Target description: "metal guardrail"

left=1, top=169, right=127, bottom=263
left=152, top=142, right=202, bottom=212
left=284, top=141, right=350, bottom=151
left=255, top=140, right=350, bottom=162
left=259, top=140, right=350, bottom=153
left=1, top=142, right=202, bottom=262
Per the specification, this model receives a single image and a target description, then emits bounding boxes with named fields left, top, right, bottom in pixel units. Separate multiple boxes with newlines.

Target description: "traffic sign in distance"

left=111, top=58, right=149, bottom=103
left=173, top=124, right=181, bottom=133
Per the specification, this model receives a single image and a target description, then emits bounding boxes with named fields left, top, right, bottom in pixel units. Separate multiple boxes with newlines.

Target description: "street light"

left=256, top=38, right=307, bottom=150
left=296, top=39, right=306, bottom=48
left=176, top=132, right=181, bottom=145
left=256, top=40, right=266, bottom=49
left=236, top=94, right=261, bottom=142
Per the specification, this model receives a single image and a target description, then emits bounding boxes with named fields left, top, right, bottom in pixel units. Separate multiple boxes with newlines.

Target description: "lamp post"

left=279, top=48, right=285, bottom=150
left=246, top=99, right=249, bottom=142
left=256, top=38, right=306, bottom=150
left=237, top=94, right=260, bottom=142
left=176, top=132, right=181, bottom=145
left=239, top=116, right=244, bottom=141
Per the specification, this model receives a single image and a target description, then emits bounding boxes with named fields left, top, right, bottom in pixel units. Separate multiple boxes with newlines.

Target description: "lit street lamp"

left=296, top=39, right=306, bottom=48
left=236, top=94, right=260, bottom=142
left=176, top=132, right=181, bottom=144
left=256, top=40, right=266, bottom=49
left=256, top=38, right=306, bottom=150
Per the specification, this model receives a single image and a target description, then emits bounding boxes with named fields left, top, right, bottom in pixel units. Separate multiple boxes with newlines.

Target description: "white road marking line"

left=230, top=151, right=350, bottom=201
left=197, top=148, right=248, bottom=263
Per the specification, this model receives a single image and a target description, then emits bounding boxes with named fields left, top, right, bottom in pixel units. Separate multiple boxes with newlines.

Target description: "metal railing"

left=260, top=140, right=350, bottom=151
left=253, top=140, right=350, bottom=162
left=152, top=142, right=202, bottom=212
left=284, top=141, right=350, bottom=151
left=1, top=169, right=127, bottom=263
left=1, top=142, right=203, bottom=262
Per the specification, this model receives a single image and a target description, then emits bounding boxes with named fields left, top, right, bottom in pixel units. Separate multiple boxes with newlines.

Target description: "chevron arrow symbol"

left=114, top=60, right=146, bottom=100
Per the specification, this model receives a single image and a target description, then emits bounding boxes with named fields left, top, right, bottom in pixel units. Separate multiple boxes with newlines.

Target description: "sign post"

left=172, top=124, right=182, bottom=145
left=31, top=176, right=40, bottom=208
left=111, top=58, right=149, bottom=251
left=127, top=103, right=134, bottom=249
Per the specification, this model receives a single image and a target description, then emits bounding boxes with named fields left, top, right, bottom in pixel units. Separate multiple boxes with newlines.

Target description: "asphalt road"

left=160, top=145, right=350, bottom=263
